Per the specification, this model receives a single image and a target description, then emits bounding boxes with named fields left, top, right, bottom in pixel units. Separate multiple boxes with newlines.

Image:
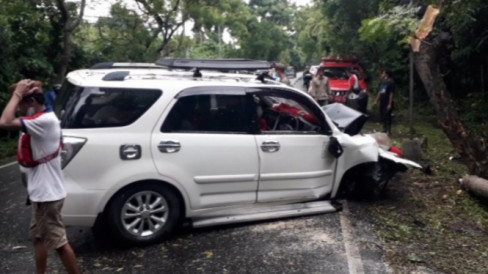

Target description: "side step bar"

left=192, top=200, right=342, bottom=228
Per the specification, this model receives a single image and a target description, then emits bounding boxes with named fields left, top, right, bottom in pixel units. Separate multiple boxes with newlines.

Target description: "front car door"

left=251, top=88, right=337, bottom=203
left=151, top=87, right=259, bottom=209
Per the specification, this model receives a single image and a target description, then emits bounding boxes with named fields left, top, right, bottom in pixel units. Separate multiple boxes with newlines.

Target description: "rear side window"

left=161, top=94, right=252, bottom=133
left=55, top=83, right=161, bottom=128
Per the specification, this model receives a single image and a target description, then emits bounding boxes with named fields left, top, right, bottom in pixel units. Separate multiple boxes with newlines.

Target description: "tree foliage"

left=1, top=0, right=488, bottom=149
left=0, top=0, right=54, bottom=86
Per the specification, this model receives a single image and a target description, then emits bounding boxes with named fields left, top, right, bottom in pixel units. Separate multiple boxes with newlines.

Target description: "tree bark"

left=136, top=0, right=185, bottom=57
left=54, top=0, right=85, bottom=83
left=413, top=33, right=488, bottom=178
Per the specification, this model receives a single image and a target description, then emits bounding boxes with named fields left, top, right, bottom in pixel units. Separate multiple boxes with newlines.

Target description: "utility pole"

left=409, top=50, right=414, bottom=139
left=218, top=25, right=222, bottom=58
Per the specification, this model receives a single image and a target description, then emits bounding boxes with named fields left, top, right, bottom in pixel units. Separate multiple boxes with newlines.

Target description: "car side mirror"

left=328, top=136, right=343, bottom=158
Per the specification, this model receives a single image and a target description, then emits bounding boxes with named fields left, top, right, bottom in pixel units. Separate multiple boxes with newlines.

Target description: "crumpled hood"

left=322, top=103, right=368, bottom=135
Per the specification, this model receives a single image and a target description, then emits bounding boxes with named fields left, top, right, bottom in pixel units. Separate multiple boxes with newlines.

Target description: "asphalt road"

left=0, top=154, right=393, bottom=274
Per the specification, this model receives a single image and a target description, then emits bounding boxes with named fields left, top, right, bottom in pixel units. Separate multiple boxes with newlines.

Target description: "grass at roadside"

left=361, top=112, right=488, bottom=273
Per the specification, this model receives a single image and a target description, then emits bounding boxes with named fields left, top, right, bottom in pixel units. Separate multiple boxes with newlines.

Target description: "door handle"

left=261, top=140, right=280, bottom=153
left=158, top=140, right=181, bottom=153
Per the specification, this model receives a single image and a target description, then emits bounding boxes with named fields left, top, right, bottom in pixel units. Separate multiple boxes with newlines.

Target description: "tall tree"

left=132, top=0, right=189, bottom=57
left=43, top=0, right=86, bottom=82
left=320, top=0, right=383, bottom=58
left=234, top=0, right=294, bottom=61
left=87, top=3, right=155, bottom=62
left=295, top=5, right=329, bottom=66
left=360, top=1, right=488, bottom=178
left=0, top=0, right=54, bottom=86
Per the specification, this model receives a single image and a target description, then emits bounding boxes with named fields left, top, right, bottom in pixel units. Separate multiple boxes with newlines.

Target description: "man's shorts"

left=29, top=199, right=68, bottom=250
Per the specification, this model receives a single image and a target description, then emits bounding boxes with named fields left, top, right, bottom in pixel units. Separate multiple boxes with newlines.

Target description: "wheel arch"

left=94, top=179, right=188, bottom=230
left=106, top=179, right=186, bottom=216
left=334, top=161, right=377, bottom=199
left=336, top=157, right=407, bottom=200
left=92, top=179, right=188, bottom=245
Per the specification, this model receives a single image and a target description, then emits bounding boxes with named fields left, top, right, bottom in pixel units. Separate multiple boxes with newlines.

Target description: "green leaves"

left=359, top=5, right=420, bottom=44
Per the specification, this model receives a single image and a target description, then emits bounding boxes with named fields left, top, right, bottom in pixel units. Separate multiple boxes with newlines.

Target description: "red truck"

left=320, top=58, right=368, bottom=112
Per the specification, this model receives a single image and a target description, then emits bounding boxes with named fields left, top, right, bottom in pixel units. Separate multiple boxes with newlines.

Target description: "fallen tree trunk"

left=460, top=175, right=488, bottom=199
left=413, top=32, right=488, bottom=178
left=412, top=4, right=488, bottom=201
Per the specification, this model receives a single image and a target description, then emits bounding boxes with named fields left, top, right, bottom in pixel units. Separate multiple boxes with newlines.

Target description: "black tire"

left=362, top=163, right=390, bottom=200
left=107, top=183, right=181, bottom=246
left=339, top=162, right=393, bottom=201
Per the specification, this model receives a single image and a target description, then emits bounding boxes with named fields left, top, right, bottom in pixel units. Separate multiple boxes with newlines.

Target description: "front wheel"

left=107, top=183, right=182, bottom=245
left=361, top=163, right=391, bottom=199
left=339, top=161, right=398, bottom=200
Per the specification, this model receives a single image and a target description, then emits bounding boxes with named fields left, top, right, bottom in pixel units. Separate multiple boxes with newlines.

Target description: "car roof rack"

left=155, top=58, right=271, bottom=71
left=321, top=58, right=358, bottom=63
left=90, top=62, right=165, bottom=69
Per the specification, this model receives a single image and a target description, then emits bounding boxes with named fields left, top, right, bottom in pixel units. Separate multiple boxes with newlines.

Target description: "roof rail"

left=155, top=58, right=271, bottom=71
left=321, top=58, right=358, bottom=63
left=91, top=62, right=164, bottom=69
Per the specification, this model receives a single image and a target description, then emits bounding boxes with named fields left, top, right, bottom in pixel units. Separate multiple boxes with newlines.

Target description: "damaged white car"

left=54, top=59, right=422, bottom=245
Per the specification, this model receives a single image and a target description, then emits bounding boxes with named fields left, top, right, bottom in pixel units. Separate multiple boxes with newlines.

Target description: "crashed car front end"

left=322, top=103, right=423, bottom=199
left=330, top=133, right=380, bottom=198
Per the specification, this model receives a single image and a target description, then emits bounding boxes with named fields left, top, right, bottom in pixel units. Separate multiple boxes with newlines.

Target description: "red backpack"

left=17, top=134, right=62, bottom=168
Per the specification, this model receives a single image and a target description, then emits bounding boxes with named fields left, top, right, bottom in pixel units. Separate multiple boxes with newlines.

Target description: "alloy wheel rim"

left=121, top=190, right=169, bottom=237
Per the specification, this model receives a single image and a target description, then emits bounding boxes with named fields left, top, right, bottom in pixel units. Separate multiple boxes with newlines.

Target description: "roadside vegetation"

left=361, top=103, right=488, bottom=274
left=0, top=136, right=17, bottom=165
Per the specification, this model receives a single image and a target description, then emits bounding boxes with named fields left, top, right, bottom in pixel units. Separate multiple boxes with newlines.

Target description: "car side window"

left=161, top=94, right=252, bottom=133
left=57, top=86, right=161, bottom=129
left=253, top=92, right=326, bottom=134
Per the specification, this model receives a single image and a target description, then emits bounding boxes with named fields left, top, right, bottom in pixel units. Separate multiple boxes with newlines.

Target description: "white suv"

left=54, top=59, right=421, bottom=245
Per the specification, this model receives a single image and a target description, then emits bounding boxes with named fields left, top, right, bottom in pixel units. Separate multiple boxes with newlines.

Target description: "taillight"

left=61, top=136, right=87, bottom=169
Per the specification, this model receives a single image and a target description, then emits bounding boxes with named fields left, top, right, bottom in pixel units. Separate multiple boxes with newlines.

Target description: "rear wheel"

left=107, top=184, right=181, bottom=245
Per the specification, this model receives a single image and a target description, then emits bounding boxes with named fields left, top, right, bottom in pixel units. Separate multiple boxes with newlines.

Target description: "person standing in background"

left=375, top=70, right=395, bottom=134
left=44, top=83, right=60, bottom=110
left=275, top=63, right=291, bottom=86
left=303, top=66, right=313, bottom=91
left=346, top=67, right=368, bottom=113
left=309, top=66, right=331, bottom=106
left=268, top=62, right=278, bottom=80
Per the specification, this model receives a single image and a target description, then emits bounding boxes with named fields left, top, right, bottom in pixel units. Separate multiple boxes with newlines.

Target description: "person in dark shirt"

left=303, top=66, right=313, bottom=91
left=44, top=83, right=61, bottom=110
left=374, top=70, right=395, bottom=134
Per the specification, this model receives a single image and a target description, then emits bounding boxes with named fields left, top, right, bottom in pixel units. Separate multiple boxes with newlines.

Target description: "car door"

left=151, top=87, right=259, bottom=209
left=251, top=88, right=337, bottom=203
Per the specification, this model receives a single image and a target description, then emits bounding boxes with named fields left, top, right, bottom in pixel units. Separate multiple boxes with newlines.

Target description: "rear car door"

left=251, top=88, right=337, bottom=203
left=152, top=87, right=259, bottom=209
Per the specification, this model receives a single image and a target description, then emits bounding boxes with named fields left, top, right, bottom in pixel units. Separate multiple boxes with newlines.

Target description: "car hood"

left=322, top=103, right=368, bottom=135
